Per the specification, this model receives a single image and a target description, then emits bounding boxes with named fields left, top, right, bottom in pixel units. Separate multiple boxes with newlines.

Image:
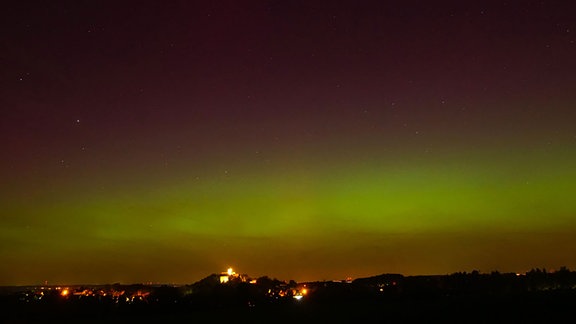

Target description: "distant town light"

left=61, top=289, right=69, bottom=297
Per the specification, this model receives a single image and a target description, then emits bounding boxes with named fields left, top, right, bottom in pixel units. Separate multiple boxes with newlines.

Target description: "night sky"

left=2, top=1, right=576, bottom=285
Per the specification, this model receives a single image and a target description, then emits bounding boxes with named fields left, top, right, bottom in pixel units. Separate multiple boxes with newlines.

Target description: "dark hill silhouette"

left=3, top=268, right=576, bottom=322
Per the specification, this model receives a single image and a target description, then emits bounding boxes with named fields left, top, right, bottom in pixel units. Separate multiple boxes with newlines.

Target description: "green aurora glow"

left=3, top=140, right=576, bottom=284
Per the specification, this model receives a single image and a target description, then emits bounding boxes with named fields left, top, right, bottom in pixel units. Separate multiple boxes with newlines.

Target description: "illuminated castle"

left=219, top=267, right=236, bottom=283
left=219, top=267, right=256, bottom=284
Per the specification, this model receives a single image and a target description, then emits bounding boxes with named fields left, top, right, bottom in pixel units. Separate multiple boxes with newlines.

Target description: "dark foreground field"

left=3, top=290, right=576, bottom=323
